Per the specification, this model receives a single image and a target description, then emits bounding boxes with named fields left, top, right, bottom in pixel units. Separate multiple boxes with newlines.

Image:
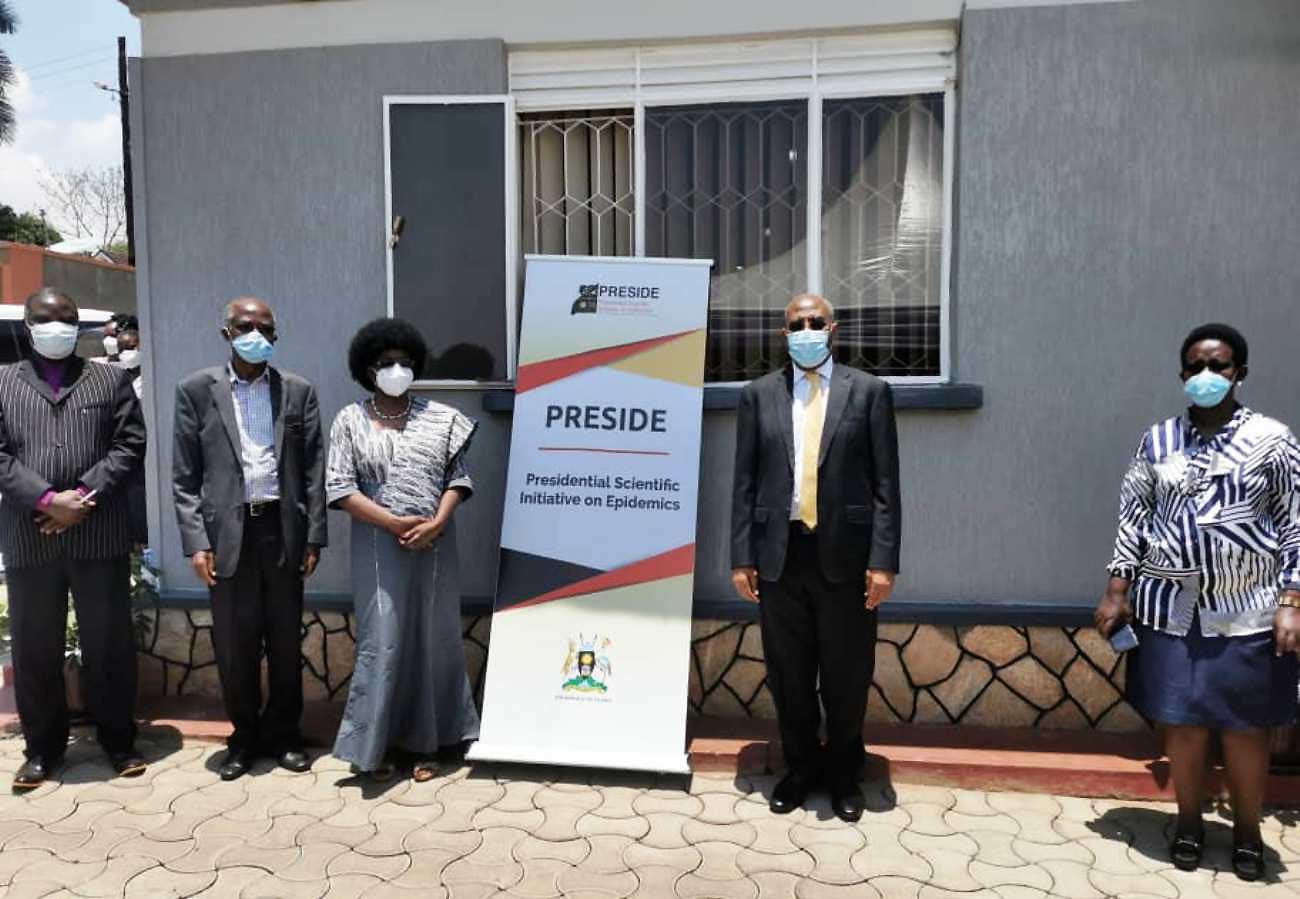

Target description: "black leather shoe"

left=12, top=756, right=60, bottom=792
left=1232, top=840, right=1266, bottom=882
left=830, top=779, right=865, bottom=823
left=219, top=750, right=252, bottom=781
left=278, top=750, right=311, bottom=773
left=769, top=771, right=815, bottom=815
left=108, top=751, right=148, bottom=778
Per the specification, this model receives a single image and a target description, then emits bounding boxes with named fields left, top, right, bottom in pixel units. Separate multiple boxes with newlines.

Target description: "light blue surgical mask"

left=231, top=330, right=274, bottom=365
left=28, top=321, right=80, bottom=360
left=787, top=329, right=831, bottom=370
left=1183, top=370, right=1234, bottom=408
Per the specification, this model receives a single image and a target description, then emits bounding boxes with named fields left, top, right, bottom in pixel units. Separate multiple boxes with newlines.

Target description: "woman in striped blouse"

left=1096, top=323, right=1300, bottom=881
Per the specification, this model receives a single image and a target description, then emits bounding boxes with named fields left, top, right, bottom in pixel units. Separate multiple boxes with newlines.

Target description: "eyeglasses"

left=228, top=321, right=276, bottom=339
left=1184, top=359, right=1233, bottom=375
left=786, top=316, right=829, bottom=332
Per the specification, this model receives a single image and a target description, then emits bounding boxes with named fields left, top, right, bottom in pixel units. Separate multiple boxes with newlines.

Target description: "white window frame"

left=383, top=94, right=519, bottom=386
left=510, top=34, right=957, bottom=385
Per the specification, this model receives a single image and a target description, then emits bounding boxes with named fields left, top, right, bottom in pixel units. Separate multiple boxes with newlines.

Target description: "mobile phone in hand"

left=1109, top=623, right=1139, bottom=653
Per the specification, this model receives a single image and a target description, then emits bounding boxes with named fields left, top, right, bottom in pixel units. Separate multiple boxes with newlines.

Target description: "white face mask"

left=118, top=349, right=141, bottom=369
left=375, top=363, right=414, bottom=397
left=102, top=335, right=119, bottom=356
left=29, top=321, right=80, bottom=360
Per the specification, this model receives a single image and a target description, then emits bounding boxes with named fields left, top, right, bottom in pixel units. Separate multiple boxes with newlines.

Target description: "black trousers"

left=209, top=510, right=304, bottom=754
left=759, top=525, right=877, bottom=782
left=7, top=556, right=137, bottom=761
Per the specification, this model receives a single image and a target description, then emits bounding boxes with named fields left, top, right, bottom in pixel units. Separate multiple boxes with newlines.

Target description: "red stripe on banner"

left=538, top=447, right=671, bottom=456
left=506, top=544, right=696, bottom=611
left=515, top=330, right=697, bottom=393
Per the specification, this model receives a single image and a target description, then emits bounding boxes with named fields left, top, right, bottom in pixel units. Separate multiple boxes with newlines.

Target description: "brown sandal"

left=412, top=760, right=438, bottom=782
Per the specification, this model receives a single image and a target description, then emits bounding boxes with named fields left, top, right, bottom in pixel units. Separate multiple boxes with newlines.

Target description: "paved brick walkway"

left=0, top=732, right=1298, bottom=898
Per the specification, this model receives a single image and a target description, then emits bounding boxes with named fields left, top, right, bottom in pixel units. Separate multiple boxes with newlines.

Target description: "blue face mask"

left=231, top=330, right=274, bottom=365
left=787, top=329, right=831, bottom=370
left=1183, top=370, right=1234, bottom=408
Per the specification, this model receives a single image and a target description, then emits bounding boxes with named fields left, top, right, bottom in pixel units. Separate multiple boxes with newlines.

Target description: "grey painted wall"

left=939, top=0, right=1300, bottom=605
left=133, top=40, right=507, bottom=592
left=134, top=0, right=1300, bottom=612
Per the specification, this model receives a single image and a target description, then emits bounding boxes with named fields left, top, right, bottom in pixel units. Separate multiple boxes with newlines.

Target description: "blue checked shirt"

left=229, top=365, right=280, bottom=503
left=1108, top=407, right=1300, bottom=637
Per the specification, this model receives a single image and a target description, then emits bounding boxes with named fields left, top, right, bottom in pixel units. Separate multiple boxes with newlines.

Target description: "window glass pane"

left=645, top=101, right=808, bottom=383
left=822, top=94, right=944, bottom=377
left=389, top=101, right=506, bottom=381
left=519, top=110, right=635, bottom=257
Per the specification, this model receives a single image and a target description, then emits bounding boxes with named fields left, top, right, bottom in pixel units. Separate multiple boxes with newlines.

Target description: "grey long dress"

left=326, top=397, right=481, bottom=770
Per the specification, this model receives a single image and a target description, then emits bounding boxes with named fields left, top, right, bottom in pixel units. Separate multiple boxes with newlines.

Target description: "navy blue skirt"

left=1126, top=616, right=1298, bottom=729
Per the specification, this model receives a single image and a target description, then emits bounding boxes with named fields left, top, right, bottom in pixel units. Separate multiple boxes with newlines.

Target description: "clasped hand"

left=388, top=513, right=445, bottom=551
left=36, top=490, right=96, bottom=536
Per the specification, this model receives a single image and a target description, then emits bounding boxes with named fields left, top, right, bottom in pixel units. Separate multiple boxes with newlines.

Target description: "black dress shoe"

left=278, top=750, right=311, bottom=773
left=830, top=779, right=865, bottom=823
left=1233, top=840, right=1266, bottom=882
left=108, top=751, right=148, bottom=778
left=12, top=756, right=60, bottom=792
left=769, top=771, right=815, bottom=815
left=219, top=750, right=252, bottom=781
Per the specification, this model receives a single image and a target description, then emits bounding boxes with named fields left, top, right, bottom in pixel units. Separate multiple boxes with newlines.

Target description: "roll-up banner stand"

left=467, top=255, right=713, bottom=774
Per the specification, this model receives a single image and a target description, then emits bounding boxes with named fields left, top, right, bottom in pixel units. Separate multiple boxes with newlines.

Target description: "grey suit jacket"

left=731, top=364, right=901, bottom=583
left=0, top=358, right=146, bottom=568
left=172, top=365, right=327, bottom=579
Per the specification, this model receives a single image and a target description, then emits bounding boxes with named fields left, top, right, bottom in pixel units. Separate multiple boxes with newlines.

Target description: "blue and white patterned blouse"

left=1108, top=407, right=1300, bottom=637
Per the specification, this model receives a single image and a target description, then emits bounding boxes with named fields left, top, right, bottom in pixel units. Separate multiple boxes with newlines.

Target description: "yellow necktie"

left=799, top=371, right=825, bottom=531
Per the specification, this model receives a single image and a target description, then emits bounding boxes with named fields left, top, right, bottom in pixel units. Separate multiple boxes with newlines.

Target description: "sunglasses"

left=1184, top=359, right=1234, bottom=375
left=786, top=316, right=829, bottom=332
left=228, top=321, right=277, bottom=339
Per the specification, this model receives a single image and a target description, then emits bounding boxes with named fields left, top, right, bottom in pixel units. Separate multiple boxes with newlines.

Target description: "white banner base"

left=466, top=742, right=691, bottom=775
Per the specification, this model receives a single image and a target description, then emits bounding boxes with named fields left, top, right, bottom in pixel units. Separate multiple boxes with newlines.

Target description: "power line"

left=25, top=55, right=117, bottom=83
left=16, top=45, right=114, bottom=74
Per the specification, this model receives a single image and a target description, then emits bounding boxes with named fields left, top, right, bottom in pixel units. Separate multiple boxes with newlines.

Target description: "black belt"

left=245, top=500, right=280, bottom=518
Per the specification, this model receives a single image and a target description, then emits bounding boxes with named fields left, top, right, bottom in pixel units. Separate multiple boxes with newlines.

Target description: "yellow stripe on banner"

left=607, top=330, right=706, bottom=387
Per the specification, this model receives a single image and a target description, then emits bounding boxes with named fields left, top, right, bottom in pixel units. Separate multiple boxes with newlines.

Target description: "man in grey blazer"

left=731, top=293, right=901, bottom=822
left=173, top=297, right=327, bottom=781
left=0, top=289, right=148, bottom=790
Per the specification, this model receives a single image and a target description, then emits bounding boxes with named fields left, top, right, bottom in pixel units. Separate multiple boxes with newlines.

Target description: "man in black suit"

left=731, top=293, right=901, bottom=821
left=0, top=288, right=148, bottom=790
left=172, top=297, right=327, bottom=781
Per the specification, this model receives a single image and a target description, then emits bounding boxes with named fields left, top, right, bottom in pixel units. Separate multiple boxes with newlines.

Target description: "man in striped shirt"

left=0, top=289, right=148, bottom=790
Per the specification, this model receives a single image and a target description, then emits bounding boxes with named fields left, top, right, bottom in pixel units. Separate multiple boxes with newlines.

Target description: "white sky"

left=0, top=0, right=141, bottom=234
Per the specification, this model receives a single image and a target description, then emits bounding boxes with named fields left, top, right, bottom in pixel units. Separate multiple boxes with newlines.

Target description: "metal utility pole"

left=117, top=36, right=135, bottom=266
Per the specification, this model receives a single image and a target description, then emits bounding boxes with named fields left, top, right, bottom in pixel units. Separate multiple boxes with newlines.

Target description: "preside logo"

left=559, top=633, right=613, bottom=700
left=570, top=283, right=660, bottom=317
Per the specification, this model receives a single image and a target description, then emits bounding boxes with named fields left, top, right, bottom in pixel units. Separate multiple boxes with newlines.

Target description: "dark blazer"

left=172, top=365, right=327, bottom=579
left=0, top=358, right=146, bottom=568
left=731, top=364, right=901, bottom=583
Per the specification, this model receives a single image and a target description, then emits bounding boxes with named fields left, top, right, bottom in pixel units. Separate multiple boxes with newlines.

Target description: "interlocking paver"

left=122, top=864, right=216, bottom=896
left=241, top=872, right=330, bottom=899
left=1087, top=867, right=1178, bottom=898
left=677, top=871, right=760, bottom=898
left=509, top=857, right=569, bottom=898
left=576, top=811, right=651, bottom=840
left=7, top=733, right=1300, bottom=898
left=513, top=835, right=590, bottom=865
left=622, top=842, right=701, bottom=872
left=67, top=854, right=159, bottom=898
left=190, top=865, right=271, bottom=897
left=749, top=870, right=802, bottom=899
left=0, top=848, right=56, bottom=885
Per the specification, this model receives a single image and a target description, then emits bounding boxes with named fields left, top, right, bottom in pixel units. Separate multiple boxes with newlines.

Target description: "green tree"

left=0, top=1, right=15, bottom=145
left=0, top=204, right=61, bottom=246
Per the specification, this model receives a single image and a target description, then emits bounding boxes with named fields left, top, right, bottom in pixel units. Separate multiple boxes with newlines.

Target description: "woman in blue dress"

left=1096, top=323, right=1300, bottom=881
left=326, top=318, right=480, bottom=781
